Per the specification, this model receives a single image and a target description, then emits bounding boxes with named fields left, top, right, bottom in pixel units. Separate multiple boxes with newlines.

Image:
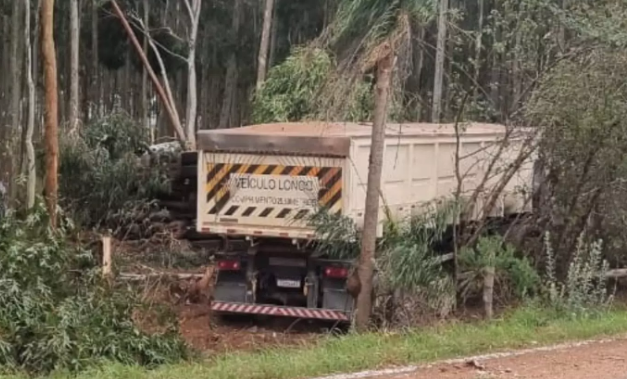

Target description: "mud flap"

left=213, top=276, right=248, bottom=303
left=321, top=278, right=354, bottom=314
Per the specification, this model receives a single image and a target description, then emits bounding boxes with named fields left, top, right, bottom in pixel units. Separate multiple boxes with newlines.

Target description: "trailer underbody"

left=207, top=237, right=355, bottom=323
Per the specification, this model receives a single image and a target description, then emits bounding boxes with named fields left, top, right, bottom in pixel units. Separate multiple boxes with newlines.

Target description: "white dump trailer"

left=196, top=122, right=536, bottom=321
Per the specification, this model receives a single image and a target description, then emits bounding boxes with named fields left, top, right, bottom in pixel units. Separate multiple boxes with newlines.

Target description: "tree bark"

left=33, top=0, right=42, bottom=137
left=411, top=26, right=425, bottom=121
left=268, top=2, right=278, bottom=69
left=490, top=3, right=501, bottom=115
left=256, top=0, right=275, bottom=89
left=219, top=0, right=242, bottom=129
left=354, top=44, right=394, bottom=332
left=42, top=0, right=59, bottom=227
left=512, top=29, right=522, bottom=113
left=431, top=0, right=448, bottom=123
left=473, top=0, right=484, bottom=103
left=5, top=0, right=23, bottom=201
left=25, top=0, right=36, bottom=209
left=483, top=266, right=495, bottom=319
left=184, top=0, right=202, bottom=149
left=141, top=0, right=151, bottom=140
left=91, top=0, right=100, bottom=120
left=69, top=0, right=80, bottom=132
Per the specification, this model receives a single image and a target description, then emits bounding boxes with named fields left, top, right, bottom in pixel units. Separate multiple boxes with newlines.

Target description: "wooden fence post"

left=102, top=234, right=112, bottom=280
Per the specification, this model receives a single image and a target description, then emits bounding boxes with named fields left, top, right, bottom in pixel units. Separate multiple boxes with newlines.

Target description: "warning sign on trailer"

left=201, top=160, right=343, bottom=225
left=229, top=174, right=320, bottom=210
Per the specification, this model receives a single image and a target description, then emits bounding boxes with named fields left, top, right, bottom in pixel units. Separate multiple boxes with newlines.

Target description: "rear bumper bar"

left=211, top=301, right=350, bottom=321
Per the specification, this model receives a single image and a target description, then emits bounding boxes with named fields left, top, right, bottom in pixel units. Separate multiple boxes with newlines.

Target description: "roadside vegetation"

left=9, top=306, right=627, bottom=379
left=0, top=203, right=188, bottom=375
left=4, top=0, right=627, bottom=379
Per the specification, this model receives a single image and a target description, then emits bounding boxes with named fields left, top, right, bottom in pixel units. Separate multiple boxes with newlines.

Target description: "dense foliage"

left=58, top=113, right=170, bottom=229
left=458, top=235, right=539, bottom=302
left=252, top=48, right=334, bottom=123
left=543, top=232, right=612, bottom=317
left=252, top=48, right=374, bottom=123
left=4, top=0, right=627, bottom=367
left=0, top=205, right=188, bottom=374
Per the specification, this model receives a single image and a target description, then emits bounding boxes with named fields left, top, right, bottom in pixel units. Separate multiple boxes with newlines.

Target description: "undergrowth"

left=543, top=232, right=613, bottom=317
left=34, top=306, right=627, bottom=379
left=0, top=204, right=188, bottom=375
left=58, top=112, right=170, bottom=230
left=310, top=203, right=459, bottom=319
left=458, top=235, right=539, bottom=303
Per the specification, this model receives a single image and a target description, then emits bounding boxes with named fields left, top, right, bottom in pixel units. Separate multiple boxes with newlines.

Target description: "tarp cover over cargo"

left=196, top=122, right=536, bottom=240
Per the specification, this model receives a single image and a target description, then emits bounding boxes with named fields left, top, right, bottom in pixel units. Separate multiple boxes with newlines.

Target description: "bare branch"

left=108, top=0, right=187, bottom=147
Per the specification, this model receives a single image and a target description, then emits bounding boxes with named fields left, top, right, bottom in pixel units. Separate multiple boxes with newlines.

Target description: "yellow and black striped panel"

left=205, top=163, right=342, bottom=218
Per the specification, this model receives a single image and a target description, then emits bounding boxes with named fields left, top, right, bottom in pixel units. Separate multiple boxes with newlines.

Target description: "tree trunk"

left=33, top=0, right=42, bottom=137
left=256, top=0, right=275, bottom=89
left=219, top=0, right=242, bottom=129
left=25, top=0, right=37, bottom=209
left=483, top=266, right=495, bottom=319
left=431, top=0, right=447, bottom=123
left=91, top=0, right=100, bottom=120
left=42, top=0, right=59, bottom=227
left=512, top=28, right=522, bottom=113
left=557, top=0, right=567, bottom=52
left=354, top=44, right=394, bottom=332
left=473, top=0, right=484, bottom=102
left=184, top=0, right=202, bottom=149
left=6, top=0, right=23, bottom=201
left=141, top=0, right=151, bottom=139
left=69, top=0, right=80, bottom=132
left=490, top=4, right=501, bottom=115
left=268, top=2, right=279, bottom=69
left=417, top=26, right=425, bottom=118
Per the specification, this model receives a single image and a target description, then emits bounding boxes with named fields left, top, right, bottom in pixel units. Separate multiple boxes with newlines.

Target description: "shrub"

left=252, top=48, right=333, bottom=124
left=58, top=112, right=170, bottom=230
left=252, top=47, right=374, bottom=123
left=311, top=202, right=458, bottom=320
left=309, top=210, right=360, bottom=260
left=526, top=48, right=627, bottom=269
left=543, top=232, right=613, bottom=317
left=0, top=204, right=188, bottom=374
left=458, top=235, right=539, bottom=303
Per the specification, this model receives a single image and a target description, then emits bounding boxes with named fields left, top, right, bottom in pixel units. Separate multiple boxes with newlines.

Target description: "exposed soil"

left=130, top=267, right=328, bottom=354
left=177, top=303, right=324, bottom=354
left=376, top=338, right=627, bottom=379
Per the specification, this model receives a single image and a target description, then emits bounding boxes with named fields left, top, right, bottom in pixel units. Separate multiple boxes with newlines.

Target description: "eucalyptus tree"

left=315, top=0, right=438, bottom=121
left=42, top=0, right=59, bottom=227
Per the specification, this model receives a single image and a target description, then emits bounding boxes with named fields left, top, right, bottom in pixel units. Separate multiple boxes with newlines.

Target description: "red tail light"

left=217, top=260, right=241, bottom=271
left=324, top=266, right=348, bottom=278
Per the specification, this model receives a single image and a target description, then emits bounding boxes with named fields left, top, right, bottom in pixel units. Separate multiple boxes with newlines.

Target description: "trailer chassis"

left=209, top=237, right=354, bottom=323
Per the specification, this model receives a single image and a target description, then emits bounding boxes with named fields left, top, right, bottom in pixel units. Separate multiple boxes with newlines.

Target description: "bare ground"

left=375, top=338, right=627, bottom=379
left=177, top=303, right=326, bottom=354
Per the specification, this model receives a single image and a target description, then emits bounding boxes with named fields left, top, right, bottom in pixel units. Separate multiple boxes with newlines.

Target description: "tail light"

left=217, top=259, right=241, bottom=271
left=324, top=266, right=348, bottom=278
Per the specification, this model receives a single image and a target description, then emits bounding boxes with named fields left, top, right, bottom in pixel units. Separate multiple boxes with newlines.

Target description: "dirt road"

left=373, top=338, right=627, bottom=379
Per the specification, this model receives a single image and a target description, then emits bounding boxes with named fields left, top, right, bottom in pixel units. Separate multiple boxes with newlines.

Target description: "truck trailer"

left=195, top=122, right=536, bottom=322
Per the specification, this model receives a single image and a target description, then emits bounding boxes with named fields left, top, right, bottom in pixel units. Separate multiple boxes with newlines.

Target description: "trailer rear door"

left=197, top=152, right=345, bottom=239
